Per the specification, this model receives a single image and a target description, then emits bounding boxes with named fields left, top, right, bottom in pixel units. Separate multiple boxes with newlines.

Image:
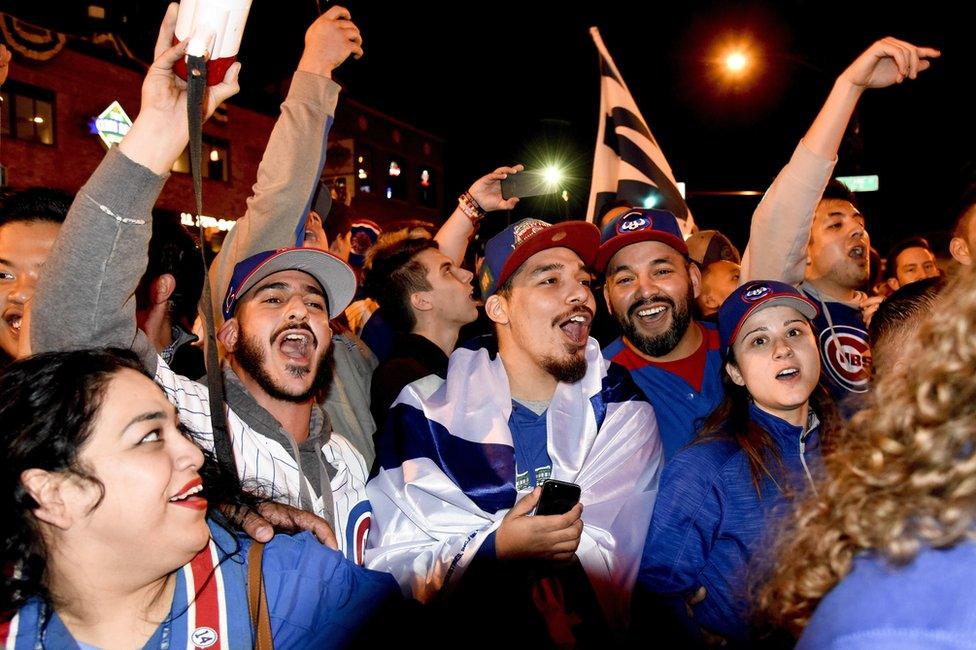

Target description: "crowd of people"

left=0, top=5, right=971, bottom=649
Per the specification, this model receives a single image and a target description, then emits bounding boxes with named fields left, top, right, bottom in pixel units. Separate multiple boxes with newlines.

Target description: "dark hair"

left=0, top=187, right=73, bottom=228
left=697, top=350, right=840, bottom=495
left=136, top=213, right=205, bottom=328
left=884, top=237, right=934, bottom=281
left=820, top=179, right=858, bottom=209
left=323, top=201, right=356, bottom=245
left=869, top=276, right=945, bottom=348
left=362, top=237, right=439, bottom=332
left=0, top=348, right=257, bottom=612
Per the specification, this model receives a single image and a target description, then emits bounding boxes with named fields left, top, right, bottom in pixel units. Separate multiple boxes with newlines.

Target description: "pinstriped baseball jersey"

left=152, top=356, right=371, bottom=565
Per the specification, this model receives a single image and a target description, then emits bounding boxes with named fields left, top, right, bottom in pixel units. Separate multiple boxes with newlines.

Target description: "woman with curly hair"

left=636, top=281, right=838, bottom=645
left=758, top=268, right=976, bottom=646
left=0, top=349, right=397, bottom=649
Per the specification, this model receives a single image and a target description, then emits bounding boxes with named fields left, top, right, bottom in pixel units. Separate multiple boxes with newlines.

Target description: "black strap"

left=187, top=54, right=240, bottom=487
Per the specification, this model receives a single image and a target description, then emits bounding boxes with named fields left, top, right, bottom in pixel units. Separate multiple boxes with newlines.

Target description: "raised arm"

left=740, top=38, right=940, bottom=284
left=435, top=165, right=522, bottom=265
left=209, top=6, right=363, bottom=324
left=31, top=3, right=239, bottom=370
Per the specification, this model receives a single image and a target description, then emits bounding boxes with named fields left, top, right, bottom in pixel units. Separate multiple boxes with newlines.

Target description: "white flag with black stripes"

left=586, top=27, right=695, bottom=235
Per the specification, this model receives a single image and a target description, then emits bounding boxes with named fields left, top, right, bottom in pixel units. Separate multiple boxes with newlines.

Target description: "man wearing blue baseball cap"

left=29, top=7, right=375, bottom=564
left=367, top=217, right=662, bottom=642
left=597, top=208, right=726, bottom=459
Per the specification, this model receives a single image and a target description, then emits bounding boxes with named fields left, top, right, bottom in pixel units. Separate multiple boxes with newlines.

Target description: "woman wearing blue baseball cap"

left=634, top=280, right=839, bottom=645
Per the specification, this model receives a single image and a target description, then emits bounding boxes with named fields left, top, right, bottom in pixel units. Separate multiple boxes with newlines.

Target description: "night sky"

left=4, top=0, right=971, bottom=254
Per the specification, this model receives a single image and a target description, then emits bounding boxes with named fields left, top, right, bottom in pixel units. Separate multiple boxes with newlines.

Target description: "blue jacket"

left=2, top=519, right=399, bottom=649
left=637, top=403, right=821, bottom=641
left=799, top=539, right=976, bottom=649
left=603, top=321, right=725, bottom=459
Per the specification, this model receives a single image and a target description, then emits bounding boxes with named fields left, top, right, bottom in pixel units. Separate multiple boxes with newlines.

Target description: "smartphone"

left=534, top=479, right=581, bottom=516
left=501, top=170, right=560, bottom=200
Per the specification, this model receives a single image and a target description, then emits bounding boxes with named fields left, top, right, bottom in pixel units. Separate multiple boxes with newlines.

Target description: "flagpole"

left=585, top=28, right=604, bottom=221
left=588, top=27, right=636, bottom=100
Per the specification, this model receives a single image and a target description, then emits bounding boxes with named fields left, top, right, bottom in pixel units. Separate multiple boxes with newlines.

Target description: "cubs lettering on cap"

left=595, top=208, right=688, bottom=272
left=615, top=211, right=653, bottom=234
left=743, top=284, right=772, bottom=302
left=718, top=280, right=819, bottom=357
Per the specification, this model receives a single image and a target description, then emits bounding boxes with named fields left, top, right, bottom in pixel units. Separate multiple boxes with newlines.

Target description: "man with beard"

left=366, top=218, right=663, bottom=643
left=741, top=37, right=939, bottom=404
left=598, top=208, right=726, bottom=459
left=31, top=5, right=373, bottom=563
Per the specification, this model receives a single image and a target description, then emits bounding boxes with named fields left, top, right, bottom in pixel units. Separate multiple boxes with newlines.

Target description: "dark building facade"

left=0, top=10, right=444, bottom=236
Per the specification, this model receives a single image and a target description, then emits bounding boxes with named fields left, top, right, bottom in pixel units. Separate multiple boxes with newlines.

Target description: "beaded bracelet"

left=458, top=191, right=486, bottom=226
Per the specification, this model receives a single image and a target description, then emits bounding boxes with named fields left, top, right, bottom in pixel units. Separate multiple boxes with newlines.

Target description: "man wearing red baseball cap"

left=367, top=217, right=662, bottom=642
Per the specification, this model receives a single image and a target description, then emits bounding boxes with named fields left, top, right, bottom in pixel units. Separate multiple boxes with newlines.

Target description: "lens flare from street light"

left=725, top=51, right=748, bottom=73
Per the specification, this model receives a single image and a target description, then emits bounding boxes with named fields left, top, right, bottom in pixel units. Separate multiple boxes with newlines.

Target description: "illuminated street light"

left=724, top=51, right=748, bottom=74
left=643, top=195, right=658, bottom=209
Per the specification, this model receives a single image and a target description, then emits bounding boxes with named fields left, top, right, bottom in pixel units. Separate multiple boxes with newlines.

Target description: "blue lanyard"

left=34, top=600, right=173, bottom=650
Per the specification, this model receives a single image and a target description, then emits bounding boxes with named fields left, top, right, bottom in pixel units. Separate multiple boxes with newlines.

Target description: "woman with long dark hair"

left=0, top=349, right=396, bottom=649
left=635, top=281, right=838, bottom=645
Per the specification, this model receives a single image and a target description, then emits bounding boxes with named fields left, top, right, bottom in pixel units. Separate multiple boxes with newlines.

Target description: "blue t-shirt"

left=510, top=400, right=553, bottom=490
left=603, top=321, right=725, bottom=459
left=801, top=285, right=871, bottom=409
left=474, top=400, right=554, bottom=561
left=799, top=540, right=976, bottom=649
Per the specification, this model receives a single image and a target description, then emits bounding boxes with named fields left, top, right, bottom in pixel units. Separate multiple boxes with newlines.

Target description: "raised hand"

left=840, top=37, right=940, bottom=90
left=468, top=164, right=524, bottom=213
left=120, top=3, right=241, bottom=175
left=298, top=6, right=364, bottom=79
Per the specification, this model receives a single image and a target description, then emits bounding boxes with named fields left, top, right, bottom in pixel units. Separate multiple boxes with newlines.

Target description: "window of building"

left=418, top=168, right=437, bottom=208
left=205, top=138, right=230, bottom=181
left=1, top=82, right=55, bottom=145
left=355, top=147, right=372, bottom=194
left=386, top=157, right=406, bottom=200
left=170, top=137, right=230, bottom=181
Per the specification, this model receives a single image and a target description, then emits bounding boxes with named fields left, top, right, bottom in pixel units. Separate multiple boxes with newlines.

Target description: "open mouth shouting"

left=169, top=477, right=207, bottom=510
left=273, top=325, right=317, bottom=365
left=848, top=244, right=867, bottom=265
left=554, top=307, right=593, bottom=347
left=3, top=308, right=22, bottom=340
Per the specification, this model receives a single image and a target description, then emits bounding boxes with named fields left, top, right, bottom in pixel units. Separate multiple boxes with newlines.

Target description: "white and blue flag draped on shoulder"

left=586, top=27, right=696, bottom=236
left=365, top=339, right=664, bottom=627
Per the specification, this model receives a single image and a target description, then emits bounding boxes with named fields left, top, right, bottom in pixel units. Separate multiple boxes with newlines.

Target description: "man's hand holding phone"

left=495, top=486, right=583, bottom=562
left=467, top=164, right=524, bottom=213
